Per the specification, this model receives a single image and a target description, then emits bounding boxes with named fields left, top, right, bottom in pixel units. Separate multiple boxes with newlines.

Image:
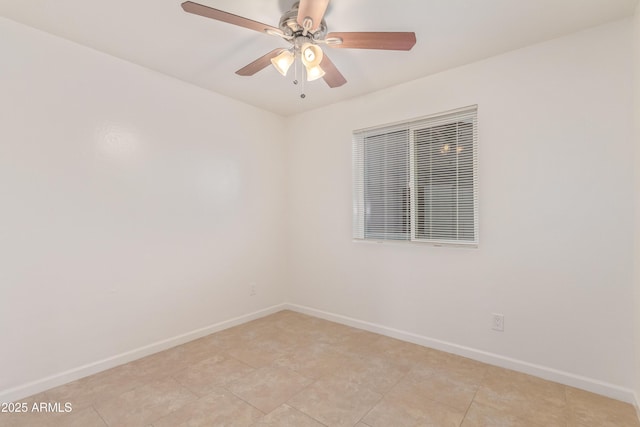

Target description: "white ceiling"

left=1, top=0, right=637, bottom=116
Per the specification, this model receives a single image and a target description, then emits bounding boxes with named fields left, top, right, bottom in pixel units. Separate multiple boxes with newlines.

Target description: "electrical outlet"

left=249, top=282, right=257, bottom=296
left=492, top=313, right=504, bottom=332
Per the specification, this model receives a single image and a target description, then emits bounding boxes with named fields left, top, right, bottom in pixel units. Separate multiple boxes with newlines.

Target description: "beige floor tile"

left=372, top=339, right=434, bottom=370
left=250, top=404, right=325, bottom=427
left=288, top=376, right=382, bottom=427
left=228, top=366, right=313, bottom=413
left=474, top=366, right=567, bottom=426
left=129, top=341, right=221, bottom=383
left=273, top=341, right=357, bottom=380
left=411, top=349, right=489, bottom=385
left=94, top=377, right=196, bottom=427
left=209, top=317, right=302, bottom=351
left=225, top=340, right=293, bottom=368
left=213, top=322, right=301, bottom=368
left=152, top=388, right=263, bottom=427
left=461, top=401, right=535, bottom=427
left=273, top=314, right=362, bottom=346
left=313, top=320, right=367, bottom=343
left=172, top=355, right=254, bottom=397
left=45, top=406, right=107, bottom=427
left=175, top=334, right=224, bottom=361
left=0, top=411, right=49, bottom=427
left=330, top=354, right=409, bottom=394
left=45, top=364, right=145, bottom=410
left=566, top=387, right=640, bottom=427
left=363, top=375, right=466, bottom=427
left=402, top=369, right=479, bottom=412
left=153, top=388, right=264, bottom=427
left=364, top=400, right=464, bottom=427
left=338, top=332, right=433, bottom=369
left=331, top=329, right=387, bottom=358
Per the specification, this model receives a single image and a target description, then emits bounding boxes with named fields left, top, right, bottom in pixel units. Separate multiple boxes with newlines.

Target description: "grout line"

left=459, top=363, right=491, bottom=422
left=292, top=406, right=329, bottom=427
left=283, top=376, right=320, bottom=413
left=460, top=384, right=480, bottom=425
left=356, top=388, right=385, bottom=426
left=234, top=394, right=267, bottom=417
left=91, top=405, right=109, bottom=427
left=284, top=390, right=329, bottom=427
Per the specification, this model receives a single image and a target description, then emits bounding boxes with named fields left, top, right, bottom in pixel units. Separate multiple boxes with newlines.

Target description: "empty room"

left=1, top=0, right=640, bottom=426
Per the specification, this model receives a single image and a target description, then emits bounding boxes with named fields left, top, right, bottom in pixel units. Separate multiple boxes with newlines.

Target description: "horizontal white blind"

left=353, top=106, right=478, bottom=246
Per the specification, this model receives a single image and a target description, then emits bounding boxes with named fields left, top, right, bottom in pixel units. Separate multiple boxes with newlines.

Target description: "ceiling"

left=1, top=0, right=637, bottom=116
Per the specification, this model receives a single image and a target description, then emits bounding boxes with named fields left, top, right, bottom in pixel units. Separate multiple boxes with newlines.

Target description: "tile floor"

left=2, top=310, right=639, bottom=427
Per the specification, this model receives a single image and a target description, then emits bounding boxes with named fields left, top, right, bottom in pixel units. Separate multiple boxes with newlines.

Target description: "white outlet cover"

left=492, top=313, right=504, bottom=332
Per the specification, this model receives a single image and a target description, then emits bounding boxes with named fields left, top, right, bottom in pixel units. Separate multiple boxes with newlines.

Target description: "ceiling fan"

left=181, top=0, right=416, bottom=91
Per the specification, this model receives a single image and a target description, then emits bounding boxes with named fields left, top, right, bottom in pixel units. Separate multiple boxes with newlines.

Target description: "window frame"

left=352, top=105, right=479, bottom=248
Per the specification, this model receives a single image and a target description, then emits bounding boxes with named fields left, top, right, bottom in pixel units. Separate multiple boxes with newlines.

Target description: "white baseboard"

left=0, top=303, right=286, bottom=403
left=3, top=301, right=636, bottom=408
left=284, top=303, right=637, bottom=405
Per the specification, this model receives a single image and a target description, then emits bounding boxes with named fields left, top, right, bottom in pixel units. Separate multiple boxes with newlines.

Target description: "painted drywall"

left=634, top=2, right=640, bottom=413
left=0, top=17, right=287, bottom=397
left=286, top=19, right=635, bottom=393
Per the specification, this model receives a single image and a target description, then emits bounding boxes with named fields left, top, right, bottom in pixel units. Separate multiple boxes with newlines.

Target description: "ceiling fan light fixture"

left=305, top=64, right=326, bottom=81
left=270, top=49, right=295, bottom=76
left=299, top=43, right=325, bottom=81
left=300, top=43, right=323, bottom=68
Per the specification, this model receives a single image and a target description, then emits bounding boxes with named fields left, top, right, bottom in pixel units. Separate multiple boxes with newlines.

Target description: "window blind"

left=353, top=106, right=478, bottom=246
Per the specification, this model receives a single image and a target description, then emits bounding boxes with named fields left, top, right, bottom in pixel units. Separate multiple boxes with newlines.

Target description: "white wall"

left=286, top=19, right=636, bottom=397
left=0, top=18, right=287, bottom=399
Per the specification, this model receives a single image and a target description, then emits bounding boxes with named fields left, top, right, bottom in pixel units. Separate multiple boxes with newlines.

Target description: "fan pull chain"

left=293, top=49, right=299, bottom=87
left=292, top=49, right=306, bottom=99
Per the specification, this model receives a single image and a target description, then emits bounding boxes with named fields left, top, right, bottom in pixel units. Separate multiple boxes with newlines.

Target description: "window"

left=352, top=106, right=478, bottom=246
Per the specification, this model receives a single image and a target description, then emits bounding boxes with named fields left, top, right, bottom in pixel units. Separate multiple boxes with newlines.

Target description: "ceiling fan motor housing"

left=279, top=3, right=327, bottom=42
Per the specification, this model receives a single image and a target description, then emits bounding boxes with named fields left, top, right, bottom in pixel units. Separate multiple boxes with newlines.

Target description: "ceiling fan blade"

left=320, top=54, right=346, bottom=88
left=182, top=1, right=280, bottom=34
left=327, top=32, right=416, bottom=50
left=235, top=49, right=284, bottom=76
left=297, top=0, right=330, bottom=32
